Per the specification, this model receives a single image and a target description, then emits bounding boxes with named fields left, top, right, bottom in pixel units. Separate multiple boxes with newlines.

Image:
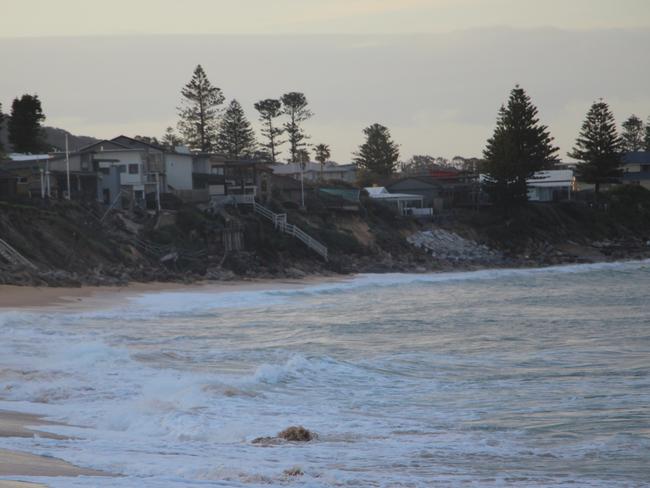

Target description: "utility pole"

left=65, top=134, right=71, bottom=200
left=155, top=172, right=162, bottom=211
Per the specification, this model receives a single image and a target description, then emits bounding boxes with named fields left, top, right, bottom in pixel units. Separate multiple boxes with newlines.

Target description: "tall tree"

left=621, top=114, right=645, bottom=152
left=314, top=143, right=331, bottom=180
left=568, top=100, right=622, bottom=198
left=0, top=103, right=5, bottom=156
left=254, top=99, right=284, bottom=163
left=216, top=99, right=257, bottom=158
left=8, top=94, right=47, bottom=153
left=281, top=92, right=312, bottom=163
left=134, top=135, right=161, bottom=146
left=354, top=123, right=400, bottom=177
left=161, top=126, right=183, bottom=150
left=482, top=85, right=558, bottom=211
left=177, top=65, right=224, bottom=152
left=645, top=117, right=650, bottom=151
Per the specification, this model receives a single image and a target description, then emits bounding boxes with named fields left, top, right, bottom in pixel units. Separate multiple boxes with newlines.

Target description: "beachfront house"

left=621, top=152, right=650, bottom=190
left=527, top=169, right=575, bottom=202
left=272, top=162, right=357, bottom=183
left=193, top=154, right=273, bottom=204
left=365, top=186, right=432, bottom=216
left=48, top=136, right=194, bottom=207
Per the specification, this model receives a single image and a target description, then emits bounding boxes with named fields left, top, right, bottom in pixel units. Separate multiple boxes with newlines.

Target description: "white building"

left=527, top=170, right=574, bottom=201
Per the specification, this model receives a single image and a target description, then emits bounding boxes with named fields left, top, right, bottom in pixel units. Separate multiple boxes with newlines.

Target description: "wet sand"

left=0, top=410, right=108, bottom=480
left=0, top=276, right=347, bottom=311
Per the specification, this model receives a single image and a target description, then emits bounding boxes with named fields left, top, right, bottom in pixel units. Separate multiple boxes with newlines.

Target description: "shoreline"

left=0, top=275, right=351, bottom=311
left=0, top=410, right=109, bottom=482
left=2, top=256, right=650, bottom=311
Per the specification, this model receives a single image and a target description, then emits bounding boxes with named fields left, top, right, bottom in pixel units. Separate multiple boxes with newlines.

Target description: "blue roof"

left=622, top=152, right=650, bottom=165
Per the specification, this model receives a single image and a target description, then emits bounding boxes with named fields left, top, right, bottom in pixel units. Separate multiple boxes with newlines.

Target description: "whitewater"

left=1, top=261, right=649, bottom=487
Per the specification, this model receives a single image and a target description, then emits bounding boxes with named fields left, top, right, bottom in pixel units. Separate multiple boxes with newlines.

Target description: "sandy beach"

left=0, top=275, right=347, bottom=311
left=0, top=410, right=108, bottom=482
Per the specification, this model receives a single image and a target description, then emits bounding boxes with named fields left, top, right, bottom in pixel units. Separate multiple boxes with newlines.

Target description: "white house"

left=365, top=186, right=432, bottom=216
left=527, top=170, right=574, bottom=201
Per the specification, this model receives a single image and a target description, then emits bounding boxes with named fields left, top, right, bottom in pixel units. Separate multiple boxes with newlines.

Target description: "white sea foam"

left=1, top=260, right=649, bottom=486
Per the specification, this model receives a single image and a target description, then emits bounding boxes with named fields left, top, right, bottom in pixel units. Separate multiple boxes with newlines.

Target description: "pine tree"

left=314, top=143, right=331, bottom=180
left=254, top=99, right=284, bottom=163
left=0, top=103, right=5, bottom=156
left=482, top=85, right=558, bottom=212
left=621, top=114, right=645, bottom=152
left=8, top=94, right=47, bottom=153
left=177, top=65, right=224, bottom=152
left=568, top=100, right=622, bottom=197
left=281, top=92, right=312, bottom=163
left=354, top=124, right=400, bottom=178
left=216, top=100, right=256, bottom=158
left=161, top=126, right=183, bottom=151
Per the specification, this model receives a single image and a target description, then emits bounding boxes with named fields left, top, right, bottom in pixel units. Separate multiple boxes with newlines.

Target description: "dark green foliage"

left=161, top=127, right=183, bottom=150
left=645, top=117, right=650, bottom=151
left=177, top=65, right=224, bottom=152
left=568, top=101, right=622, bottom=196
left=621, top=114, right=645, bottom=153
left=354, top=123, right=399, bottom=178
left=314, top=143, right=331, bottom=179
left=254, top=99, right=284, bottom=163
left=281, top=92, right=312, bottom=163
left=482, top=86, right=559, bottom=212
left=0, top=103, right=4, bottom=155
left=8, top=94, right=47, bottom=153
left=216, top=100, right=256, bottom=158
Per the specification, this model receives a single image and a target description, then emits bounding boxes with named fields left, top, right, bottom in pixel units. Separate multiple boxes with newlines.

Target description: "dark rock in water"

left=283, top=467, right=304, bottom=477
left=278, top=425, right=314, bottom=442
left=251, top=425, right=316, bottom=445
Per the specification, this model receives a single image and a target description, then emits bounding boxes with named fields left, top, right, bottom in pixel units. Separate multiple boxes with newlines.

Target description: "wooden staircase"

left=252, top=202, right=328, bottom=261
left=0, top=238, right=37, bottom=269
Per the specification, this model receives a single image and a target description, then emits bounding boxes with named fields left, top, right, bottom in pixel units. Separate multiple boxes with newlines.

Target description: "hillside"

left=0, top=123, right=99, bottom=153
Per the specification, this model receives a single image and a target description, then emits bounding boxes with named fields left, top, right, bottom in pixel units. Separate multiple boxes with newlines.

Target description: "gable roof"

left=76, top=139, right=131, bottom=153
left=111, top=135, right=166, bottom=152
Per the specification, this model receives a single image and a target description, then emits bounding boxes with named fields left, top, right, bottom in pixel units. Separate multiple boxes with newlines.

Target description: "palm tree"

left=314, top=143, right=331, bottom=180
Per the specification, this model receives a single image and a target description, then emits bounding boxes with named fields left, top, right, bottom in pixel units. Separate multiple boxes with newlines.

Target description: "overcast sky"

left=1, top=0, right=649, bottom=161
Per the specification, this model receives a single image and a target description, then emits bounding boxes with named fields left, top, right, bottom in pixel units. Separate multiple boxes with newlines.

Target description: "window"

left=641, top=165, right=650, bottom=173
left=118, top=165, right=126, bottom=174
left=17, top=176, right=28, bottom=184
left=128, top=164, right=139, bottom=175
left=210, top=165, right=224, bottom=175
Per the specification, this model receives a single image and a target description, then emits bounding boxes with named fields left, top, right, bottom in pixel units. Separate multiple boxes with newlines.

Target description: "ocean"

left=1, top=261, right=649, bottom=487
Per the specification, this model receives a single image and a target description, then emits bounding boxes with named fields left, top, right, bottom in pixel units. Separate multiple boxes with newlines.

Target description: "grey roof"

left=622, top=152, right=650, bottom=165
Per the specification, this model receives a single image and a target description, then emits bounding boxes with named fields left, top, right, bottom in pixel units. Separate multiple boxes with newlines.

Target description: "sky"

left=1, top=0, right=650, bottom=161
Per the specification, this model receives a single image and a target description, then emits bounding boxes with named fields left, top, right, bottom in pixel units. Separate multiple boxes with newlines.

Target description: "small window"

left=210, top=165, right=224, bottom=175
left=128, top=164, right=139, bottom=175
left=99, top=167, right=110, bottom=175
left=118, top=165, right=126, bottom=174
left=17, top=176, right=28, bottom=184
left=641, top=165, right=650, bottom=173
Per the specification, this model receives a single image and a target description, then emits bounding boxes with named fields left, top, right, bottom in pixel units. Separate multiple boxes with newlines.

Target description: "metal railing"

left=0, top=238, right=37, bottom=269
left=252, top=202, right=328, bottom=260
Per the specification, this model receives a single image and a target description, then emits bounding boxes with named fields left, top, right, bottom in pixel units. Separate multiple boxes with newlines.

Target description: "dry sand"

left=0, top=410, right=109, bottom=481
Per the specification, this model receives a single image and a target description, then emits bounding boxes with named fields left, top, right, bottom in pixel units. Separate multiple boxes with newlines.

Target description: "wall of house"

left=95, top=151, right=146, bottom=186
left=165, top=154, right=193, bottom=190
left=387, top=180, right=441, bottom=206
left=49, top=154, right=82, bottom=173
